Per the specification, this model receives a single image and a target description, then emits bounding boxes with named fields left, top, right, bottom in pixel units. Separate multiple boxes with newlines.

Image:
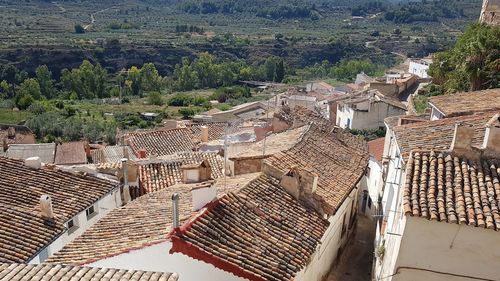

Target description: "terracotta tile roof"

left=265, top=124, right=369, bottom=215
left=368, top=137, right=385, bottom=162
left=5, top=143, right=56, bottom=164
left=230, top=125, right=308, bottom=159
left=125, top=128, right=194, bottom=157
left=91, top=145, right=138, bottom=164
left=191, top=122, right=228, bottom=141
left=0, top=156, right=118, bottom=263
left=0, top=263, right=178, bottom=281
left=137, top=152, right=224, bottom=196
left=0, top=124, right=36, bottom=146
left=47, top=174, right=255, bottom=265
left=403, top=151, right=500, bottom=231
left=274, top=105, right=329, bottom=130
left=170, top=174, right=329, bottom=281
left=393, top=112, right=495, bottom=161
left=54, top=142, right=87, bottom=165
left=384, top=114, right=429, bottom=130
left=429, top=89, right=500, bottom=117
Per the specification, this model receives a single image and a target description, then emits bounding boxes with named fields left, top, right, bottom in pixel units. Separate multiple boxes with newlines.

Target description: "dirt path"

left=84, top=7, right=113, bottom=30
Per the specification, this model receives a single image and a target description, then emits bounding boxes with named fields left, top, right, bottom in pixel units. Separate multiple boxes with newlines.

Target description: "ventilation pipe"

left=172, top=193, right=180, bottom=229
left=40, top=195, right=54, bottom=220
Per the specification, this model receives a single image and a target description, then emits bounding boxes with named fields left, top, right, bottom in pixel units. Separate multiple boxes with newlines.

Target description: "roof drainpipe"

left=172, top=193, right=180, bottom=229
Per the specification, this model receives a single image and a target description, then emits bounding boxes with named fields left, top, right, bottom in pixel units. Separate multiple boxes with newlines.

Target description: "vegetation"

left=429, top=24, right=500, bottom=93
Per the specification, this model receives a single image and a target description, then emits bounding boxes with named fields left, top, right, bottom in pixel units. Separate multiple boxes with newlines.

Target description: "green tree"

left=429, top=24, right=500, bottom=93
left=35, top=65, right=55, bottom=99
left=140, top=63, right=162, bottom=92
left=18, top=78, right=42, bottom=100
left=275, top=59, right=285, bottom=82
left=174, top=57, right=199, bottom=91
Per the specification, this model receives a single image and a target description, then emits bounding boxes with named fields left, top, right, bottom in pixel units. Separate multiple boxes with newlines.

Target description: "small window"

left=86, top=205, right=97, bottom=220
left=67, top=219, right=74, bottom=229
left=67, top=218, right=78, bottom=235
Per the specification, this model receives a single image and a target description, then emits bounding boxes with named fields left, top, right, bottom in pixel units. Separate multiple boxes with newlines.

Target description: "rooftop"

left=392, top=112, right=495, bottom=161
left=170, top=174, right=329, bottom=281
left=0, top=124, right=36, bottom=147
left=125, top=128, right=194, bottom=157
left=368, top=137, right=385, bottom=162
left=137, top=152, right=224, bottom=196
left=46, top=173, right=260, bottom=265
left=54, top=141, right=87, bottom=165
left=403, top=150, right=500, bottom=231
left=190, top=122, right=228, bottom=142
left=5, top=143, right=56, bottom=164
left=0, top=156, right=118, bottom=263
left=0, top=263, right=178, bottom=281
left=265, top=124, right=369, bottom=215
left=230, top=125, right=309, bottom=159
left=91, top=145, right=138, bottom=164
left=429, top=89, right=500, bottom=117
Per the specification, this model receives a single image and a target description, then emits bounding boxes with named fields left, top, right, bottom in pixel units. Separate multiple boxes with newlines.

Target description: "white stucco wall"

left=391, top=217, right=500, bottom=281
left=295, top=188, right=359, bottom=281
left=336, top=104, right=354, bottom=129
left=430, top=106, right=445, bottom=120
left=29, top=188, right=122, bottom=264
left=89, top=241, right=248, bottom=281
left=360, top=158, right=383, bottom=218
left=351, top=103, right=406, bottom=130
left=408, top=61, right=429, bottom=78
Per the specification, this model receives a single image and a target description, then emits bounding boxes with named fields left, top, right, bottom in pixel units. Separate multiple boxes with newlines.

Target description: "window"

left=365, top=166, right=371, bottom=176
left=346, top=118, right=351, bottom=129
left=86, top=205, right=97, bottom=220
left=67, top=218, right=78, bottom=235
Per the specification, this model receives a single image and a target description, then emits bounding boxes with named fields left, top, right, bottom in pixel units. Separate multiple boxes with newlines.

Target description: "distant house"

left=408, top=58, right=432, bottom=78
left=335, top=90, right=407, bottom=130
left=91, top=145, right=138, bottom=164
left=0, top=156, right=121, bottom=264
left=124, top=128, right=195, bottom=158
left=428, top=88, right=500, bottom=120
left=208, top=101, right=273, bottom=122
left=5, top=143, right=56, bottom=163
left=369, top=73, right=417, bottom=98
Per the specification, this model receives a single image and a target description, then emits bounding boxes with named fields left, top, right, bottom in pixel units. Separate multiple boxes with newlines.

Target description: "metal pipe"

left=172, top=193, right=179, bottom=229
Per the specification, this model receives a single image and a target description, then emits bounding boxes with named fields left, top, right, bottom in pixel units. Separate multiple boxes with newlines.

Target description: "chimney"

left=121, top=158, right=131, bottom=204
left=84, top=143, right=91, bottom=159
left=181, top=160, right=212, bottom=184
left=191, top=182, right=217, bottom=211
left=2, top=138, right=7, bottom=152
left=279, top=167, right=322, bottom=214
left=39, top=195, right=54, bottom=220
left=482, top=114, right=500, bottom=157
left=200, top=126, right=209, bottom=143
left=172, top=193, right=180, bottom=229
left=25, top=156, right=42, bottom=170
left=138, top=149, right=147, bottom=159
left=122, top=145, right=130, bottom=159
left=7, top=127, right=15, bottom=138
left=450, top=123, right=474, bottom=152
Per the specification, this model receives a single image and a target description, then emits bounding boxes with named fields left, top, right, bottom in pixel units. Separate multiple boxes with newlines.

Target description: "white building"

left=376, top=118, right=500, bottom=280
left=359, top=137, right=385, bottom=218
left=408, top=58, right=432, bottom=78
left=336, top=90, right=407, bottom=130
left=375, top=112, right=499, bottom=280
left=0, top=156, right=122, bottom=264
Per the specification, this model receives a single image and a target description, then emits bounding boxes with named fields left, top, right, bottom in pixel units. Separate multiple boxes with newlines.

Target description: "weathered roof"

left=403, top=151, right=500, bottom=231
left=170, top=174, right=329, bottom=281
left=368, top=137, right=385, bottom=162
left=125, top=128, right=194, bottom=157
left=0, top=124, right=36, bottom=146
left=191, top=122, right=228, bottom=142
left=265, top=124, right=369, bottom=215
left=138, top=152, right=224, bottom=196
left=91, top=145, right=138, bottom=164
left=47, top=174, right=260, bottom=265
left=0, top=156, right=118, bottom=263
left=0, top=263, right=178, bottom=281
left=429, top=89, right=500, bottom=117
left=230, top=125, right=309, bottom=159
left=54, top=141, right=87, bottom=165
left=393, top=112, right=494, bottom=161
left=5, top=143, right=56, bottom=164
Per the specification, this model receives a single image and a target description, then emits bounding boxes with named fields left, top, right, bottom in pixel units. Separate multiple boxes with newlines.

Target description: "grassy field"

left=0, top=109, right=33, bottom=124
